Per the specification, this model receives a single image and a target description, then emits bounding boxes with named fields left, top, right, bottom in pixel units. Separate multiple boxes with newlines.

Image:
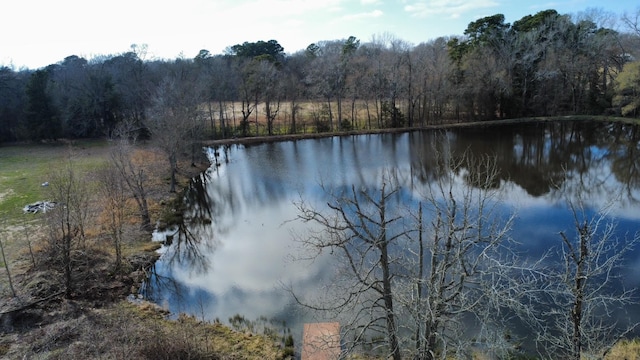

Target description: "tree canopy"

left=228, top=39, right=285, bottom=63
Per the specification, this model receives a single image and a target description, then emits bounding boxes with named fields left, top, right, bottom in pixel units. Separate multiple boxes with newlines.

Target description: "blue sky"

left=1, top=0, right=638, bottom=69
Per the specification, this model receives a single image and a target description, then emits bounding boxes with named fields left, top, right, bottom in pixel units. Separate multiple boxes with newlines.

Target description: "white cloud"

left=342, top=9, right=385, bottom=20
left=403, top=0, right=499, bottom=18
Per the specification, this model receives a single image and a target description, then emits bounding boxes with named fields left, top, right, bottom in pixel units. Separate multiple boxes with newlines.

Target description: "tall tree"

left=146, top=59, right=205, bottom=192
left=282, top=51, right=311, bottom=134
left=293, top=150, right=520, bottom=359
left=535, top=197, right=640, bottom=359
left=109, top=122, right=153, bottom=231
left=295, top=171, right=405, bottom=360
left=229, top=39, right=285, bottom=64
left=256, top=60, right=282, bottom=135
left=44, top=153, right=91, bottom=298
left=24, top=69, right=61, bottom=141
left=0, top=67, right=27, bottom=143
left=103, top=49, right=151, bottom=127
left=97, top=161, right=128, bottom=271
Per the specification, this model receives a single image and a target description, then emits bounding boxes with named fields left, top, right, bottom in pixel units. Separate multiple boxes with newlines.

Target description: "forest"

left=1, top=8, right=640, bottom=145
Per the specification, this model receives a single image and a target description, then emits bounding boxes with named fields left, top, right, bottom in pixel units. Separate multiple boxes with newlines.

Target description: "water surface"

left=145, top=121, right=640, bottom=342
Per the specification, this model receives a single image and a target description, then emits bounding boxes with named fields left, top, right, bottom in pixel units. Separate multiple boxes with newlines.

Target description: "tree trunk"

left=169, top=153, right=177, bottom=193
left=571, top=223, right=588, bottom=360
left=290, top=100, right=297, bottom=134
left=218, top=100, right=226, bottom=138
left=379, top=189, right=402, bottom=360
left=415, top=204, right=424, bottom=358
left=381, top=243, right=401, bottom=360
left=0, top=237, right=16, bottom=297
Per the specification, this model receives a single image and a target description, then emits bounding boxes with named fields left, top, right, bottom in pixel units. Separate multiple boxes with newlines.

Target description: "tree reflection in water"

left=143, top=120, right=640, bottom=349
left=142, top=171, right=218, bottom=304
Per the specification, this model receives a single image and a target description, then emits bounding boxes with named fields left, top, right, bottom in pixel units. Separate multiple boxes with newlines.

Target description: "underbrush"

left=2, top=301, right=284, bottom=359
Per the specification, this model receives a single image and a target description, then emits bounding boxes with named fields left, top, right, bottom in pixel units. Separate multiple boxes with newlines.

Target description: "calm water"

left=144, top=121, right=640, bottom=343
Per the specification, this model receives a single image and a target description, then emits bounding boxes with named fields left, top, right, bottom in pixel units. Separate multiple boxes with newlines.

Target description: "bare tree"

left=109, top=121, right=152, bottom=231
left=146, top=60, right=205, bottom=192
left=292, top=150, right=521, bottom=360
left=535, top=196, right=640, bottom=359
left=0, top=221, right=16, bottom=297
left=257, top=61, right=282, bottom=136
left=236, top=59, right=259, bottom=137
left=44, top=153, right=91, bottom=298
left=97, top=162, right=128, bottom=271
left=295, top=170, right=406, bottom=360
left=622, top=8, right=640, bottom=37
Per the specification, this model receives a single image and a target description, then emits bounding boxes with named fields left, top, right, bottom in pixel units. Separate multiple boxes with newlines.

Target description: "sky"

left=1, top=0, right=638, bottom=70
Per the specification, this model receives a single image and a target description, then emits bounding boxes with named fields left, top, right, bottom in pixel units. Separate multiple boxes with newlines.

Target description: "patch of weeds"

left=0, top=342, right=10, bottom=357
left=606, top=339, right=640, bottom=359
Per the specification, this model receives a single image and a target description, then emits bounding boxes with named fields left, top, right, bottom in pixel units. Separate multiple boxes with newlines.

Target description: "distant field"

left=0, top=140, right=110, bottom=283
left=0, top=140, right=109, bottom=224
left=202, top=100, right=392, bottom=135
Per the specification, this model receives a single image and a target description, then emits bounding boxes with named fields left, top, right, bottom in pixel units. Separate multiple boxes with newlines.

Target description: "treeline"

left=1, top=9, right=640, bottom=144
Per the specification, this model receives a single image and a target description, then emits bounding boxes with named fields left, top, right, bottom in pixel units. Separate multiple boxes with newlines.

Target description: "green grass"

left=0, top=140, right=109, bottom=225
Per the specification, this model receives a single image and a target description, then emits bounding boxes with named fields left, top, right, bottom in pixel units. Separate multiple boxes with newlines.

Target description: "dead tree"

left=295, top=170, right=406, bottom=360
left=0, top=223, right=16, bottom=297
left=109, top=121, right=152, bottom=231
left=97, top=162, right=128, bottom=271
left=293, top=150, right=521, bottom=359
left=536, top=196, right=640, bottom=359
left=44, top=155, right=91, bottom=298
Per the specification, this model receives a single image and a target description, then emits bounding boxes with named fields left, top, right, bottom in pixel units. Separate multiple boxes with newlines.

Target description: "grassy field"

left=0, top=140, right=109, bottom=223
left=0, top=141, right=112, bottom=286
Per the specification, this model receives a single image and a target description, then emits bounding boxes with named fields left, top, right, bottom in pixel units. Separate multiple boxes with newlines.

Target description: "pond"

left=143, top=120, right=640, bottom=352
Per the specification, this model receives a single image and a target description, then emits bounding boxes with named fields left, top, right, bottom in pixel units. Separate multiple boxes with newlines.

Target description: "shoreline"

left=201, top=115, right=636, bottom=147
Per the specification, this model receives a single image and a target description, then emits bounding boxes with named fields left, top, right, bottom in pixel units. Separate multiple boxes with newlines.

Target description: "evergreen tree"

left=25, top=69, right=61, bottom=140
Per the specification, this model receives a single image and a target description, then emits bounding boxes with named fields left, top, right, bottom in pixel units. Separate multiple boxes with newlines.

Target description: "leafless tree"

left=292, top=150, right=524, bottom=359
left=535, top=195, right=640, bottom=359
left=257, top=61, right=282, bottom=136
left=294, top=170, right=406, bottom=360
left=44, top=153, right=91, bottom=298
left=622, top=8, right=640, bottom=37
left=97, top=162, right=128, bottom=271
left=146, top=61, right=205, bottom=192
left=0, top=221, right=16, bottom=297
left=236, top=59, right=259, bottom=137
left=109, top=121, right=152, bottom=231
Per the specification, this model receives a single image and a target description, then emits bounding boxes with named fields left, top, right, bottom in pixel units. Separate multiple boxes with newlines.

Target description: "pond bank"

left=202, top=116, right=636, bottom=147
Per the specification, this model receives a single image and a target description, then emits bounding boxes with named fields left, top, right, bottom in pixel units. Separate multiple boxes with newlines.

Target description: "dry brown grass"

left=1, top=300, right=284, bottom=359
left=606, top=339, right=640, bottom=360
left=204, top=100, right=390, bottom=136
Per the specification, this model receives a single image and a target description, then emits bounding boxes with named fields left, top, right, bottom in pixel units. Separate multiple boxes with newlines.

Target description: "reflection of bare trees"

left=163, top=172, right=218, bottom=275
left=142, top=172, right=219, bottom=308
left=139, top=263, right=185, bottom=306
